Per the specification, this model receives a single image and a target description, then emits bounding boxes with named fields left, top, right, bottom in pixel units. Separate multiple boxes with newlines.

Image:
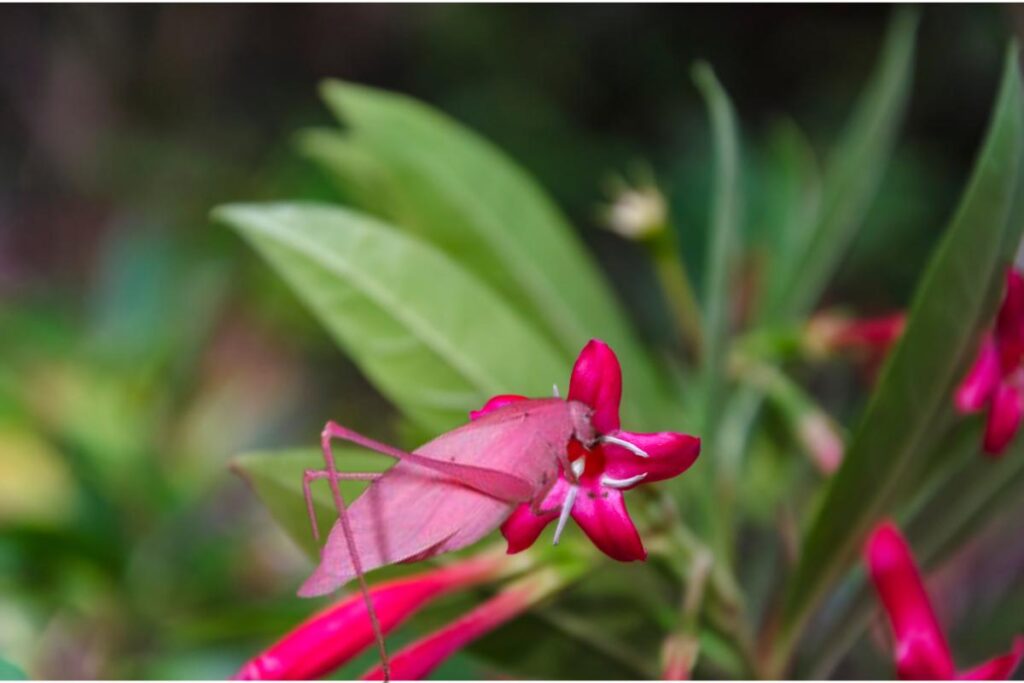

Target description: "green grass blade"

left=692, top=62, right=742, bottom=428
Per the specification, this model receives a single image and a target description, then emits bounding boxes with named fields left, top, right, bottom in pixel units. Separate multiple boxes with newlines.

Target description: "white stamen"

left=552, top=485, right=579, bottom=546
left=552, top=383, right=561, bottom=398
left=601, top=472, right=648, bottom=489
left=598, top=434, right=649, bottom=458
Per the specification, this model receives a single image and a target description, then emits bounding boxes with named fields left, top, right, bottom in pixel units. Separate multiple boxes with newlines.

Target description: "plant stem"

left=648, top=227, right=704, bottom=360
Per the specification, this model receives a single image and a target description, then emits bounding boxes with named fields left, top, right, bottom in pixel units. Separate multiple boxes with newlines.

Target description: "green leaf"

left=214, top=202, right=568, bottom=431
left=768, top=9, right=919, bottom=320
left=310, top=81, right=671, bottom=427
left=0, top=657, right=27, bottom=681
left=775, top=44, right=1024, bottom=670
left=754, top=119, right=821, bottom=320
left=692, top=62, right=742, bottom=428
left=295, top=128, right=399, bottom=218
left=231, top=448, right=388, bottom=558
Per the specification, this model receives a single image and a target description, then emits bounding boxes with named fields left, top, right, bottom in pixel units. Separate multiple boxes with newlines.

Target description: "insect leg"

left=302, top=469, right=380, bottom=543
left=321, top=423, right=392, bottom=681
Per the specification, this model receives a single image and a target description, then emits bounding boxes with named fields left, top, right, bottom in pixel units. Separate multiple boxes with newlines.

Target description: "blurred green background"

left=1, top=5, right=1022, bottom=678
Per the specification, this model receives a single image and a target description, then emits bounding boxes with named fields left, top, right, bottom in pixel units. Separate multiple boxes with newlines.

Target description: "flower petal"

left=568, top=339, right=622, bottom=433
left=865, top=521, right=956, bottom=680
left=234, top=557, right=504, bottom=680
left=362, top=575, right=548, bottom=680
left=958, top=636, right=1024, bottom=680
left=995, top=269, right=1024, bottom=360
left=499, top=478, right=567, bottom=553
left=601, top=431, right=701, bottom=485
left=571, top=484, right=646, bottom=561
left=469, top=394, right=527, bottom=421
left=983, top=383, right=1024, bottom=455
left=955, top=336, right=1001, bottom=413
left=896, top=632, right=960, bottom=680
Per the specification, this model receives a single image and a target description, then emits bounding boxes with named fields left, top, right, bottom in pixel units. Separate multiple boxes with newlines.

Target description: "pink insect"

left=299, top=339, right=700, bottom=679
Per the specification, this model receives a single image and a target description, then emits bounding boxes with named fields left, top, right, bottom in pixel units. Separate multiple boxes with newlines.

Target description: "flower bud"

left=234, top=554, right=508, bottom=680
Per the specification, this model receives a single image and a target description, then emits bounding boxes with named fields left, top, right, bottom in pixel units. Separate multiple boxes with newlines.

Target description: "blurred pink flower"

left=361, top=571, right=557, bottom=680
left=806, top=311, right=906, bottom=378
left=233, top=555, right=505, bottom=680
left=473, top=339, right=700, bottom=562
left=865, top=521, right=1024, bottom=680
left=956, top=269, right=1024, bottom=455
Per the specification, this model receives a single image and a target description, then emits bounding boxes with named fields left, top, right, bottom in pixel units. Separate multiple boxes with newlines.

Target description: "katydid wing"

left=299, top=397, right=595, bottom=597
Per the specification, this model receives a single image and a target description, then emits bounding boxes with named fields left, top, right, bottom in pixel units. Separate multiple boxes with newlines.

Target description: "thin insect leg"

left=302, top=469, right=379, bottom=543
left=529, top=475, right=559, bottom=517
left=321, top=423, right=392, bottom=681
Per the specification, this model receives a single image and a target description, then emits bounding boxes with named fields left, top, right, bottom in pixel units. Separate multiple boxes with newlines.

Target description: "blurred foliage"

left=2, top=4, right=1024, bottom=679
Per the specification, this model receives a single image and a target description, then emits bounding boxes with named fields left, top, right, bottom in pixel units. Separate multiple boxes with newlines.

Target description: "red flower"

left=956, top=269, right=1024, bottom=455
left=805, top=311, right=906, bottom=378
left=472, top=339, right=700, bottom=562
left=865, top=521, right=1024, bottom=680
left=233, top=556, right=505, bottom=680
left=362, top=571, right=559, bottom=680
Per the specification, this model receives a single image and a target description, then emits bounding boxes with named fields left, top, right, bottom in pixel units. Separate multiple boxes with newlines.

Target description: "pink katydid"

left=299, top=339, right=700, bottom=679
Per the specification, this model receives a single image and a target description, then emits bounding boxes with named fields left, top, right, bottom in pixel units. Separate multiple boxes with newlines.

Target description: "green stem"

left=648, top=227, right=704, bottom=359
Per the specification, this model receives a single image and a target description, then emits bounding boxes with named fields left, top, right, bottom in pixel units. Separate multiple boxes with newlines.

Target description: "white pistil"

left=552, top=455, right=585, bottom=546
left=552, top=484, right=579, bottom=546
left=598, top=434, right=649, bottom=458
left=600, top=472, right=647, bottom=489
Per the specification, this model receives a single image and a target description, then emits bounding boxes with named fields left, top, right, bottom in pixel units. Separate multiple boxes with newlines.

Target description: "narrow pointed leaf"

left=769, top=9, right=918, bottom=320
left=692, top=62, right=742, bottom=427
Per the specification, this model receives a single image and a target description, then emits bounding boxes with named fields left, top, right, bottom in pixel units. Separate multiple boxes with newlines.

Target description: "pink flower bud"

left=797, top=412, right=845, bottom=474
left=362, top=570, right=563, bottom=680
left=865, top=521, right=1023, bottom=680
left=661, top=633, right=699, bottom=680
left=234, top=555, right=506, bottom=680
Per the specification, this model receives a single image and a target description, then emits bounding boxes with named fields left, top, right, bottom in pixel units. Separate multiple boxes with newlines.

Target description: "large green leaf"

left=309, top=81, right=671, bottom=427
left=231, top=448, right=386, bottom=558
left=767, top=9, right=918, bottom=320
left=215, top=202, right=568, bottom=431
left=774, top=44, right=1024, bottom=671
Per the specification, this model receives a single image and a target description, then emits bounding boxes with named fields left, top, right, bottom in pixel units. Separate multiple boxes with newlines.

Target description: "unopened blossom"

left=956, top=269, right=1024, bottom=455
left=473, top=339, right=701, bottom=562
left=865, top=521, right=1024, bottom=680
left=796, top=410, right=844, bottom=475
left=661, top=633, right=699, bottom=680
left=362, top=570, right=562, bottom=680
left=599, top=176, right=668, bottom=241
left=233, top=555, right=506, bottom=680
left=805, top=310, right=906, bottom=371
